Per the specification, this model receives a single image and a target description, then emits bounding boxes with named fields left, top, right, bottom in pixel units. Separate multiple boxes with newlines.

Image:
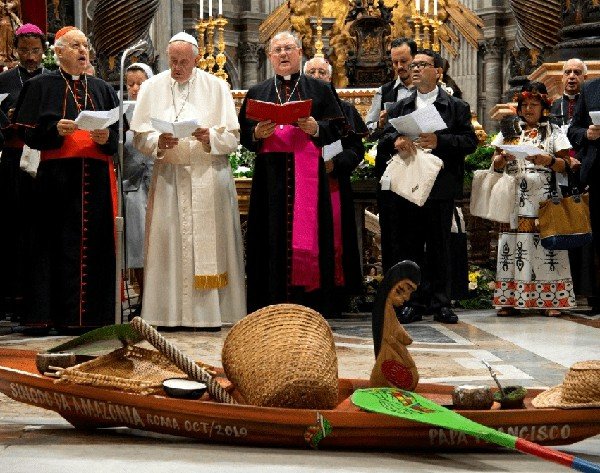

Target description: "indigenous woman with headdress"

left=14, top=26, right=120, bottom=333
left=491, top=81, right=575, bottom=317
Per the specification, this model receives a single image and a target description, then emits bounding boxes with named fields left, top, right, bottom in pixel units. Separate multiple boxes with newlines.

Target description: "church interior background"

left=10, top=0, right=600, bottom=135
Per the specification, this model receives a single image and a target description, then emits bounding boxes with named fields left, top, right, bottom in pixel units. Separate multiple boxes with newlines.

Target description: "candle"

left=415, top=0, right=420, bottom=11
left=218, top=0, right=222, bottom=15
left=424, top=0, right=429, bottom=14
left=208, top=0, right=212, bottom=16
left=200, top=0, right=203, bottom=19
left=434, top=0, right=437, bottom=16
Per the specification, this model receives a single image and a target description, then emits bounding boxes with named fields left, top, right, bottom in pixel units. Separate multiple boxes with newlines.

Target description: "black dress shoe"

left=397, top=306, right=423, bottom=324
left=434, top=307, right=459, bottom=324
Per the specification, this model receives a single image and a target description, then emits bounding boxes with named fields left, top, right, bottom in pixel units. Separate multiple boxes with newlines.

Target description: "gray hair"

left=563, top=58, right=587, bottom=75
left=168, top=40, right=199, bottom=57
left=268, top=31, right=302, bottom=52
left=303, top=57, right=332, bottom=76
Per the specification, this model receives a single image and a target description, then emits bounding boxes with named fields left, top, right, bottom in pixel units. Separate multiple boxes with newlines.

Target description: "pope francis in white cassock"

left=129, top=32, right=246, bottom=328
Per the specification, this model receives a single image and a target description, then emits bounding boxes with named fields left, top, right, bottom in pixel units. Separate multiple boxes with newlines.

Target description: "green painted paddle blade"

left=46, top=324, right=144, bottom=354
left=352, top=388, right=516, bottom=449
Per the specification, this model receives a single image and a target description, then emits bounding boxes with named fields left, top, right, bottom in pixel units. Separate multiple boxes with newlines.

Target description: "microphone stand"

left=115, top=39, right=147, bottom=324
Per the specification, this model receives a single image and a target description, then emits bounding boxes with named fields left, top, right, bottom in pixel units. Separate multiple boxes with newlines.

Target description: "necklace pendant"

left=280, top=124, right=284, bottom=130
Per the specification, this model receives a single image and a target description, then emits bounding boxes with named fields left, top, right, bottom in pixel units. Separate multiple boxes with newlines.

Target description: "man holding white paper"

left=130, top=32, right=245, bottom=329
left=14, top=26, right=120, bottom=333
left=375, top=49, right=477, bottom=325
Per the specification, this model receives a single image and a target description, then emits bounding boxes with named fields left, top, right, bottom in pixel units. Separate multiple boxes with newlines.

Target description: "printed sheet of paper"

left=74, top=103, right=131, bottom=130
left=150, top=117, right=203, bottom=139
left=246, top=99, right=312, bottom=125
left=322, top=139, right=343, bottom=161
left=388, top=104, right=447, bottom=138
left=496, top=143, right=543, bottom=159
left=0, top=93, right=8, bottom=104
left=590, top=111, right=600, bottom=125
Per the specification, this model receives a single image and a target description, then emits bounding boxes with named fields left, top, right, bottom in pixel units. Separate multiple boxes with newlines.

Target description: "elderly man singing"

left=15, top=26, right=119, bottom=333
left=238, top=31, right=345, bottom=316
left=130, top=32, right=245, bottom=329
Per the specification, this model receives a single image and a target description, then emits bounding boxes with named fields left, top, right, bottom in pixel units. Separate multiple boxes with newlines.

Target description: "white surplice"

left=130, top=69, right=246, bottom=327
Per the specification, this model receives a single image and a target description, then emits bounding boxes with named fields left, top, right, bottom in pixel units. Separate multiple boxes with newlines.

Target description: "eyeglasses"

left=409, top=61, right=435, bottom=70
left=17, top=48, right=43, bottom=55
left=270, top=45, right=297, bottom=55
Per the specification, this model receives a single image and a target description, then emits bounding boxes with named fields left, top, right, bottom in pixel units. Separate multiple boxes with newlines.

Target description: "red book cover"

left=246, top=99, right=313, bottom=125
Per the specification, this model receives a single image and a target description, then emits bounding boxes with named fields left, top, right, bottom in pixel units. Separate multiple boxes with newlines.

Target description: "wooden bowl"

left=162, top=378, right=207, bottom=399
left=452, top=385, right=494, bottom=410
left=35, top=352, right=77, bottom=374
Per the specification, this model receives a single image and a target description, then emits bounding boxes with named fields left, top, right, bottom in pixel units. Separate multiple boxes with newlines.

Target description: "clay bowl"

left=493, top=386, right=528, bottom=409
left=35, top=352, right=77, bottom=374
left=162, top=378, right=207, bottom=399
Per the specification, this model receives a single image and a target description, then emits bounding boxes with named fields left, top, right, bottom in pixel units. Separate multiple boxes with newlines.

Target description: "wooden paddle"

left=352, top=388, right=600, bottom=472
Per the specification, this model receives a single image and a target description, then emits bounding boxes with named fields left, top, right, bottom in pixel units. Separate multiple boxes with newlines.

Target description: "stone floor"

left=1, top=308, right=600, bottom=472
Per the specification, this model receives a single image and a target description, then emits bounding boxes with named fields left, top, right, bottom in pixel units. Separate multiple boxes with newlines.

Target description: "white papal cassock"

left=130, top=68, right=246, bottom=327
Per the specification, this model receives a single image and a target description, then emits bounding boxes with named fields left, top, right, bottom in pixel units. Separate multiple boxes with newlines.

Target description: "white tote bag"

left=381, top=148, right=443, bottom=207
left=486, top=172, right=517, bottom=223
left=469, top=165, right=501, bottom=219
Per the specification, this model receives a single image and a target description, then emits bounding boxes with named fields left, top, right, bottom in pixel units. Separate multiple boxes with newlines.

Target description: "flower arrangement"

left=351, top=139, right=377, bottom=182
left=458, top=265, right=495, bottom=309
left=228, top=145, right=255, bottom=178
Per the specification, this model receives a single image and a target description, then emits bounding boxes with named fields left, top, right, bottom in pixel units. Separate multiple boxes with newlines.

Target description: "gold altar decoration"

left=259, top=0, right=482, bottom=88
left=195, top=15, right=229, bottom=83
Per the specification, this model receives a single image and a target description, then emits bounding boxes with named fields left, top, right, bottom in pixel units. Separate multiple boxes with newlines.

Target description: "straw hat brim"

left=532, top=385, right=600, bottom=409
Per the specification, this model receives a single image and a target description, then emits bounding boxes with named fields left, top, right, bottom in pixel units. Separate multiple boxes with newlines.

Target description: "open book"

left=246, top=99, right=312, bottom=125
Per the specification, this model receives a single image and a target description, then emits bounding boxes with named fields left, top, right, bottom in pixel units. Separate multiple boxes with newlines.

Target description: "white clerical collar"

left=417, top=87, right=438, bottom=101
left=394, top=77, right=410, bottom=90
left=283, top=75, right=291, bottom=80
left=565, top=93, right=578, bottom=100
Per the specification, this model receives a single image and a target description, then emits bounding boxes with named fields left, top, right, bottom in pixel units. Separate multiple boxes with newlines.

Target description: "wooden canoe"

left=1, top=348, right=600, bottom=450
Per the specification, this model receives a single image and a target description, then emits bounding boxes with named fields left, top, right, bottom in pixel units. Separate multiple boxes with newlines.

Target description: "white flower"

left=468, top=281, right=478, bottom=291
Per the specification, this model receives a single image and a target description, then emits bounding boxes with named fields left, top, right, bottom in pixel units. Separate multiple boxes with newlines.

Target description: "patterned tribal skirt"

left=493, top=169, right=576, bottom=310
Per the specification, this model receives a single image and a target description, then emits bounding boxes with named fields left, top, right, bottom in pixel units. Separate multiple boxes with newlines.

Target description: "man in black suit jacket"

left=376, top=49, right=477, bottom=324
left=568, top=77, right=600, bottom=278
left=365, top=37, right=417, bottom=134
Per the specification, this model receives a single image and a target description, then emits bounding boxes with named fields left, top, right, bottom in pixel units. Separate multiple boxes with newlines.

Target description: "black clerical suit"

left=15, top=70, right=120, bottom=331
left=551, top=93, right=597, bottom=299
left=376, top=86, right=477, bottom=316
left=568, top=78, right=600, bottom=283
left=239, top=72, right=345, bottom=315
left=328, top=99, right=367, bottom=302
left=0, top=66, right=43, bottom=319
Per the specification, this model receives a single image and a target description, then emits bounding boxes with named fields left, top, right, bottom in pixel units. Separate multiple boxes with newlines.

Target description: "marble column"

left=480, top=37, right=506, bottom=134
left=151, top=0, right=184, bottom=72
left=238, top=42, right=263, bottom=89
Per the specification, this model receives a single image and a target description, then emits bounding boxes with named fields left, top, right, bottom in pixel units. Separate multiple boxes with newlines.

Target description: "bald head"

left=562, top=58, right=587, bottom=95
left=304, top=57, right=332, bottom=82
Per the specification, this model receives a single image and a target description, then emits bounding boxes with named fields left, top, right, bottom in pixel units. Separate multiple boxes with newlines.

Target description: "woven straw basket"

left=532, top=360, right=600, bottom=409
left=56, top=345, right=187, bottom=395
left=222, top=304, right=339, bottom=409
